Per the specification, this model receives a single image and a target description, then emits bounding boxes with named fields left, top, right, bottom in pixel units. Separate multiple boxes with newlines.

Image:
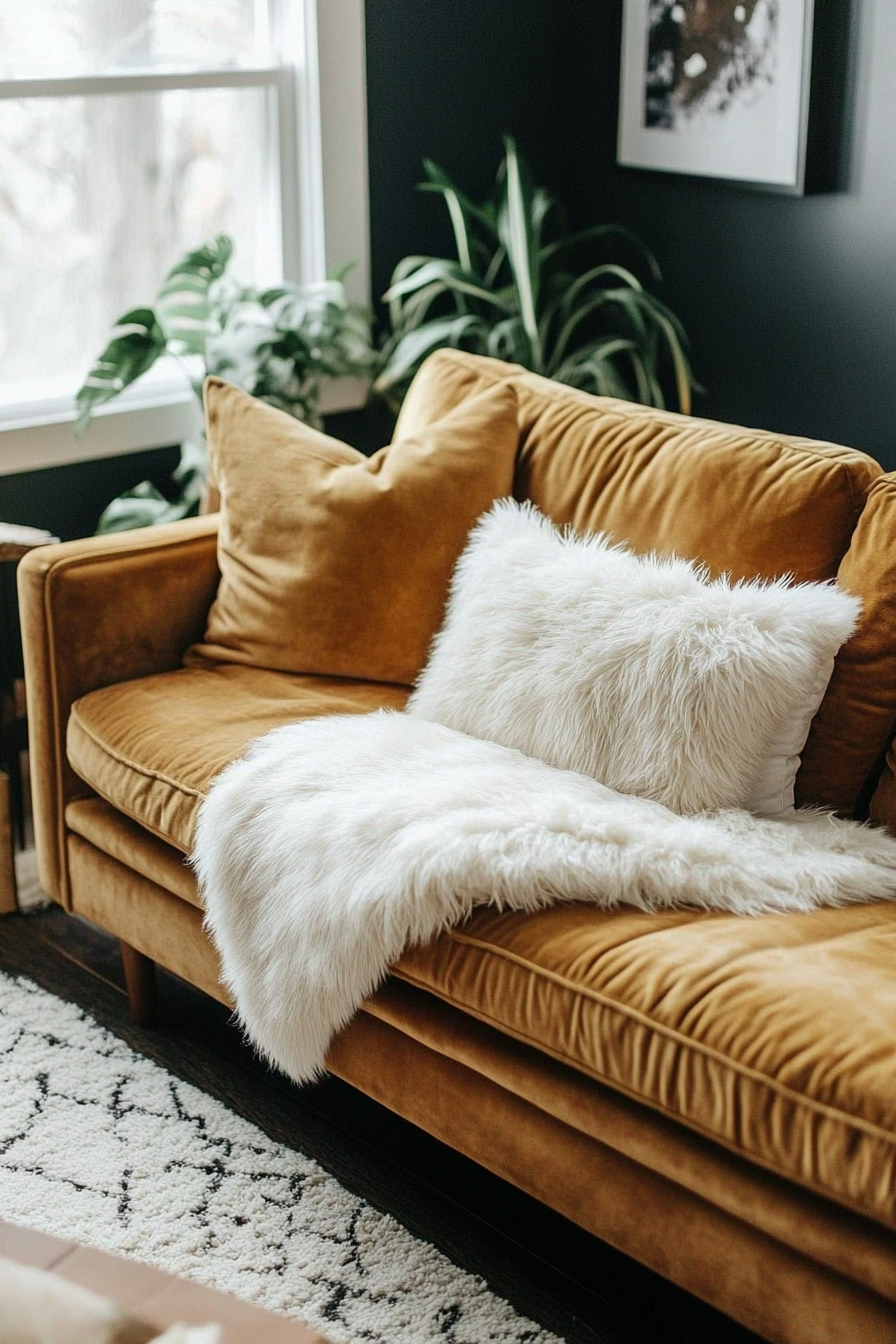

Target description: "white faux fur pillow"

left=407, top=500, right=860, bottom=816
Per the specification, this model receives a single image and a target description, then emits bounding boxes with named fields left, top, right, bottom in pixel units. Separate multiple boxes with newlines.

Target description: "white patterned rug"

left=0, top=972, right=558, bottom=1344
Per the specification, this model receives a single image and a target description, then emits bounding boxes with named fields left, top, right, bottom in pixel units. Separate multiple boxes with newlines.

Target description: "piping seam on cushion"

left=68, top=712, right=209, bottom=798
left=391, top=967, right=896, bottom=1230
left=438, top=928, right=896, bottom=1143
left=42, top=534, right=218, bottom=586
left=64, top=782, right=193, bottom=855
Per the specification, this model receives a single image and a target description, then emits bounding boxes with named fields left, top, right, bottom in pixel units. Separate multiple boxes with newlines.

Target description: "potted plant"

left=375, top=136, right=695, bottom=413
left=76, top=236, right=374, bottom=532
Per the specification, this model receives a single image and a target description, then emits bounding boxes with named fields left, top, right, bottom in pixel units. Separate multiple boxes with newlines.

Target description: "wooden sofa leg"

left=120, top=941, right=157, bottom=1026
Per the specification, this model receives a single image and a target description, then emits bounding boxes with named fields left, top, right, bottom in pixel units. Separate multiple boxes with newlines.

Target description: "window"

left=0, top=0, right=369, bottom=473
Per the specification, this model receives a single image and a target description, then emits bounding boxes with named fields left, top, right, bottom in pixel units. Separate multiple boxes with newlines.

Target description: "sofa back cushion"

left=797, top=473, right=896, bottom=814
left=190, top=376, right=520, bottom=686
left=871, top=750, right=896, bottom=833
left=513, top=376, right=879, bottom=585
left=399, top=351, right=880, bottom=585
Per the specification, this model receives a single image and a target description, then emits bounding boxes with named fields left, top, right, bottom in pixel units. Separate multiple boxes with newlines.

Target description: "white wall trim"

left=0, top=386, right=200, bottom=477
left=317, top=0, right=371, bottom=309
left=0, top=67, right=279, bottom=99
left=0, top=370, right=370, bottom=477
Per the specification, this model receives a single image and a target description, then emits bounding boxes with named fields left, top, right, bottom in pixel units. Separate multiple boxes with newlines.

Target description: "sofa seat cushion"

left=395, top=902, right=896, bottom=1228
left=67, top=663, right=410, bottom=853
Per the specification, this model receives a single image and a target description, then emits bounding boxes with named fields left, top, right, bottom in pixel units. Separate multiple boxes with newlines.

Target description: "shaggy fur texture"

left=195, top=712, right=896, bottom=1086
left=408, top=501, right=860, bottom=815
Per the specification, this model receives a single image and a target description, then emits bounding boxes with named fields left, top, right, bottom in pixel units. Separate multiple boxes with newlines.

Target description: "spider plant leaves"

left=421, top=182, right=474, bottom=275
left=396, top=280, right=462, bottom=333
left=496, top=135, right=541, bottom=367
left=419, top=160, right=496, bottom=231
left=541, top=224, right=662, bottom=283
left=549, top=290, right=641, bottom=375
left=560, top=263, right=644, bottom=311
left=384, top=259, right=512, bottom=311
left=386, top=255, right=439, bottom=328
left=549, top=281, right=666, bottom=375
left=377, top=138, right=696, bottom=413
left=374, top=315, right=487, bottom=396
left=554, top=336, right=645, bottom=394
left=155, top=234, right=233, bottom=354
left=487, top=317, right=527, bottom=361
left=74, top=308, right=167, bottom=434
left=652, top=307, right=693, bottom=415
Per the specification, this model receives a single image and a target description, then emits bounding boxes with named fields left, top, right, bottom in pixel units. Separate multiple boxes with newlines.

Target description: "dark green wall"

left=0, top=446, right=181, bottom=542
left=364, top=0, right=561, bottom=306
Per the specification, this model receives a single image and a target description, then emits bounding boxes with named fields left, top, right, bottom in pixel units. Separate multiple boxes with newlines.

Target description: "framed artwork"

left=617, top=1, right=818, bottom=193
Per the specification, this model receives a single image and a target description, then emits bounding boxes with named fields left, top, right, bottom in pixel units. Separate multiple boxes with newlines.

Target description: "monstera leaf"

left=74, top=308, right=167, bottom=433
left=94, top=440, right=207, bottom=533
left=156, top=234, right=233, bottom=355
left=76, top=235, right=374, bottom=533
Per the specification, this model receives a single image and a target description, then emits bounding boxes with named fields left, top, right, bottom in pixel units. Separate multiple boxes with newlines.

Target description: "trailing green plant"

left=76, top=235, right=374, bottom=532
left=375, top=136, right=695, bottom=413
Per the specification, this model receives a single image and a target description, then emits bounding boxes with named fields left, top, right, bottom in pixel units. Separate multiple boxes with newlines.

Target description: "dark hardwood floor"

left=0, top=901, right=762, bottom=1344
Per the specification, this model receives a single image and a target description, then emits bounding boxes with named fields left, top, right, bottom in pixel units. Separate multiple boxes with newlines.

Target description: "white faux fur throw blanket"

left=195, top=711, right=896, bottom=1085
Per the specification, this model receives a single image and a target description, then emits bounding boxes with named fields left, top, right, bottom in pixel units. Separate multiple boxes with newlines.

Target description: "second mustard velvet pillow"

left=189, top=377, right=520, bottom=686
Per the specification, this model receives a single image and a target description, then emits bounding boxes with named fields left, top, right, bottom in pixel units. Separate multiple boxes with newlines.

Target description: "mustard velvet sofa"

left=18, top=351, right=896, bottom=1344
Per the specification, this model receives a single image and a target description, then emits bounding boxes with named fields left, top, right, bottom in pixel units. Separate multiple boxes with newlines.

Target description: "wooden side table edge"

left=0, top=1220, right=329, bottom=1343
left=0, top=771, right=17, bottom=914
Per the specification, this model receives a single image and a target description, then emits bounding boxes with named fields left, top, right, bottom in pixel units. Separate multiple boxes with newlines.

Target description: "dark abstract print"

left=645, top=0, right=778, bottom=128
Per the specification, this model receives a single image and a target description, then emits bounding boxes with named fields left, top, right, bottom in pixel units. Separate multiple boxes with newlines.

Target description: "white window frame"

left=0, top=0, right=370, bottom=477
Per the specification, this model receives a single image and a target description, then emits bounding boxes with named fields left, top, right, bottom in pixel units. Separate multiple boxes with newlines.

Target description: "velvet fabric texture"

left=872, top=759, right=896, bottom=834
left=397, top=351, right=882, bottom=586
left=54, top=827, right=896, bottom=1344
left=60, top=658, right=896, bottom=1220
left=329, top=997, right=896, bottom=1344
left=357, top=980, right=896, bottom=1306
left=67, top=666, right=409, bottom=854
left=189, top=377, right=520, bottom=686
left=67, top=798, right=201, bottom=906
left=19, top=350, right=896, bottom=1344
left=395, top=899, right=896, bottom=1229
left=16, top=516, right=221, bottom=906
left=797, top=472, right=896, bottom=815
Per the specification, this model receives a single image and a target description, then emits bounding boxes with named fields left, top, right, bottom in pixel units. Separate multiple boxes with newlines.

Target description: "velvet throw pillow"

left=408, top=500, right=861, bottom=815
left=189, top=378, right=520, bottom=686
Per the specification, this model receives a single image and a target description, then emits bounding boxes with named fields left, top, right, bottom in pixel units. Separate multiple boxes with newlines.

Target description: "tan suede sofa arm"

left=17, top=515, right=221, bottom=906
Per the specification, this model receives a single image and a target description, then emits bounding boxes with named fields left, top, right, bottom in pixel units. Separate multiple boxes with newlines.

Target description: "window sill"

left=0, top=373, right=369, bottom=477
